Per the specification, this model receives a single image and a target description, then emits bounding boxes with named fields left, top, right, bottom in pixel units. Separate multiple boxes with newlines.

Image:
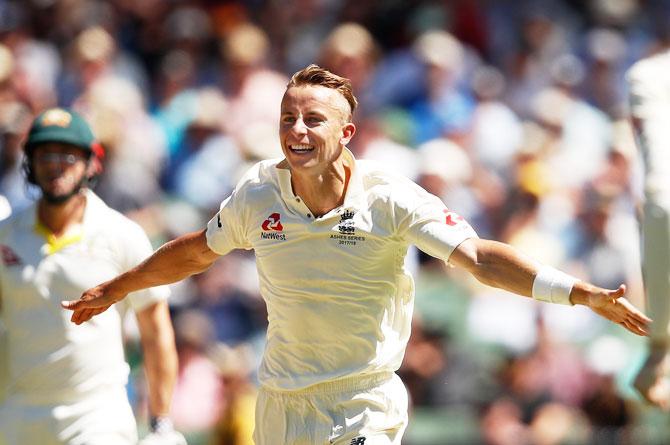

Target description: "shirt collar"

left=341, top=148, right=364, bottom=208
left=30, top=190, right=108, bottom=255
left=32, top=191, right=95, bottom=255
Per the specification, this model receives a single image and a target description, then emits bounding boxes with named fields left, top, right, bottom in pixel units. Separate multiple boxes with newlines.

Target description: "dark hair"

left=287, top=64, right=358, bottom=119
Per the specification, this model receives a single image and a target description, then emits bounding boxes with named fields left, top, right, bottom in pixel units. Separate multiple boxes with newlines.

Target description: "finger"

left=622, top=319, right=649, bottom=337
left=619, top=283, right=627, bottom=294
left=633, top=308, right=653, bottom=324
left=70, top=309, right=84, bottom=324
left=61, top=299, right=86, bottom=311
left=610, top=284, right=626, bottom=298
left=629, top=319, right=650, bottom=336
left=632, top=310, right=653, bottom=325
left=632, top=321, right=649, bottom=336
left=72, top=306, right=110, bottom=324
left=619, top=319, right=639, bottom=336
left=79, top=308, right=97, bottom=323
left=618, top=298, right=653, bottom=323
left=89, top=306, right=108, bottom=317
left=73, top=308, right=94, bottom=325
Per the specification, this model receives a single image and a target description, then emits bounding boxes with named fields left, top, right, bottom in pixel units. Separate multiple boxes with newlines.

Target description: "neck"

left=291, top=160, right=351, bottom=218
left=37, top=191, right=87, bottom=236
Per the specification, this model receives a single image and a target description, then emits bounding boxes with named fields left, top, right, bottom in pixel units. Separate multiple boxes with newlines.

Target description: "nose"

left=290, top=118, right=308, bottom=136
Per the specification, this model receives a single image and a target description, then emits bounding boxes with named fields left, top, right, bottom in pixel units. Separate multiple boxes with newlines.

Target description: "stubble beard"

left=40, top=174, right=88, bottom=205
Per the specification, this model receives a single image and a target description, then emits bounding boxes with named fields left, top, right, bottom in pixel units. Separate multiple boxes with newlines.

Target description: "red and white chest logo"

left=0, top=245, right=22, bottom=266
left=262, top=213, right=284, bottom=231
left=443, top=210, right=465, bottom=226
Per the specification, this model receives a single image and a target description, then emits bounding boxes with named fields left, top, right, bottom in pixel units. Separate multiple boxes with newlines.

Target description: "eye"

left=305, top=116, right=324, bottom=125
left=281, top=116, right=296, bottom=125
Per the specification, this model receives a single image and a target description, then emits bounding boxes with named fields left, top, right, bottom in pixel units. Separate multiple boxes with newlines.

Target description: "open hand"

left=587, top=284, right=651, bottom=336
left=61, top=284, right=125, bottom=325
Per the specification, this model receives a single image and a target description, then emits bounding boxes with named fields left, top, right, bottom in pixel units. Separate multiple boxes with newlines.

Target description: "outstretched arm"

left=449, top=238, right=651, bottom=336
left=62, top=229, right=219, bottom=324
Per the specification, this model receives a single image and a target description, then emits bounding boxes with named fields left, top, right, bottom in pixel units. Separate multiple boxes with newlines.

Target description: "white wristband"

left=532, top=265, right=578, bottom=305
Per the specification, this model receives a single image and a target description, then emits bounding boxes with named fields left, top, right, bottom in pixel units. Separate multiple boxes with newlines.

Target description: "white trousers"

left=642, top=199, right=670, bottom=340
left=254, top=372, right=408, bottom=445
left=0, top=386, right=137, bottom=445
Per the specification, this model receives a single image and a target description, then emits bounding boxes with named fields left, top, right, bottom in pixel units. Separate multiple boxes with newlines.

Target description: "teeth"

left=291, top=144, right=314, bottom=152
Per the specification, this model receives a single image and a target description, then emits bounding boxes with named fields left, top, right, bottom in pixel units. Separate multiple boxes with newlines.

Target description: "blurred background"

left=1, top=0, right=669, bottom=443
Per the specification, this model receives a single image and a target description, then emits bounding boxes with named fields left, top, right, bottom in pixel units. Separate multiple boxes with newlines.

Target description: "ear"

left=340, top=122, right=356, bottom=146
left=86, top=156, right=103, bottom=179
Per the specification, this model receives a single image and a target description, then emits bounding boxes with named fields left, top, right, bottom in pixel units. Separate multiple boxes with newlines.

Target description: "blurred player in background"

left=628, top=50, right=670, bottom=409
left=64, top=66, right=650, bottom=445
left=0, top=108, right=185, bottom=445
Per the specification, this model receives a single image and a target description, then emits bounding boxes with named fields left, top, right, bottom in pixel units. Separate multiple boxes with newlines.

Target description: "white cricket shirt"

left=0, top=190, right=169, bottom=404
left=206, top=149, right=477, bottom=391
left=628, top=50, right=670, bottom=205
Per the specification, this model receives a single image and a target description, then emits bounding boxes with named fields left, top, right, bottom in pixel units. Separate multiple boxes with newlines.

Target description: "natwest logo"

left=260, top=212, right=286, bottom=241
left=262, top=213, right=283, bottom=231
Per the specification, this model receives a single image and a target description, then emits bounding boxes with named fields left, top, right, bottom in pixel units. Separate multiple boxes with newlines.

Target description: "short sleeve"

left=397, top=184, right=478, bottom=262
left=120, top=222, right=170, bottom=312
left=206, top=189, right=252, bottom=256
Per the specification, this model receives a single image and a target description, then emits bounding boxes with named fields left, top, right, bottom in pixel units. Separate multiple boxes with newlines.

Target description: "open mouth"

left=289, top=144, right=315, bottom=154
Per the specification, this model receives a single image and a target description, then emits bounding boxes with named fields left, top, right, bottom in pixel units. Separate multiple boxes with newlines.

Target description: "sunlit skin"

left=32, top=143, right=90, bottom=236
left=60, top=78, right=652, bottom=345
left=32, top=143, right=89, bottom=200
left=279, top=85, right=356, bottom=216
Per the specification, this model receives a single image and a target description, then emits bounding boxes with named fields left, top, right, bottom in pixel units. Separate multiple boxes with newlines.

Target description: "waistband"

left=261, top=371, right=394, bottom=396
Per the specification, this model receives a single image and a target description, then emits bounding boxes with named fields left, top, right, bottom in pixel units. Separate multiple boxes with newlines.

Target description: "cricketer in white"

left=0, top=108, right=184, bottom=445
left=628, top=49, right=670, bottom=409
left=63, top=66, right=650, bottom=445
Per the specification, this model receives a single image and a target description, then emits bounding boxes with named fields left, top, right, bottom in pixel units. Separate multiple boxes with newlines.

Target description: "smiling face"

left=31, top=142, right=90, bottom=203
left=279, top=85, right=355, bottom=176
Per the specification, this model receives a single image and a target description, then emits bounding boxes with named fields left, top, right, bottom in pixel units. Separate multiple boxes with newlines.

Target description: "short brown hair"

left=287, top=64, right=358, bottom=118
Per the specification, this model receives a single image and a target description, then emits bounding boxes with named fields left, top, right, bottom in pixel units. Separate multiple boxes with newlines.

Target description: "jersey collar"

left=33, top=221, right=83, bottom=255
left=340, top=148, right=364, bottom=208
left=32, top=189, right=103, bottom=255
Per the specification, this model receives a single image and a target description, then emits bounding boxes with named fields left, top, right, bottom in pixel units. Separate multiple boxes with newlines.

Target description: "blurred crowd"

left=1, top=0, right=670, bottom=444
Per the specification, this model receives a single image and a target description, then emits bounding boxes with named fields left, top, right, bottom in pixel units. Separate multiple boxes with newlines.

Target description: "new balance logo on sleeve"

left=350, top=437, right=366, bottom=445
